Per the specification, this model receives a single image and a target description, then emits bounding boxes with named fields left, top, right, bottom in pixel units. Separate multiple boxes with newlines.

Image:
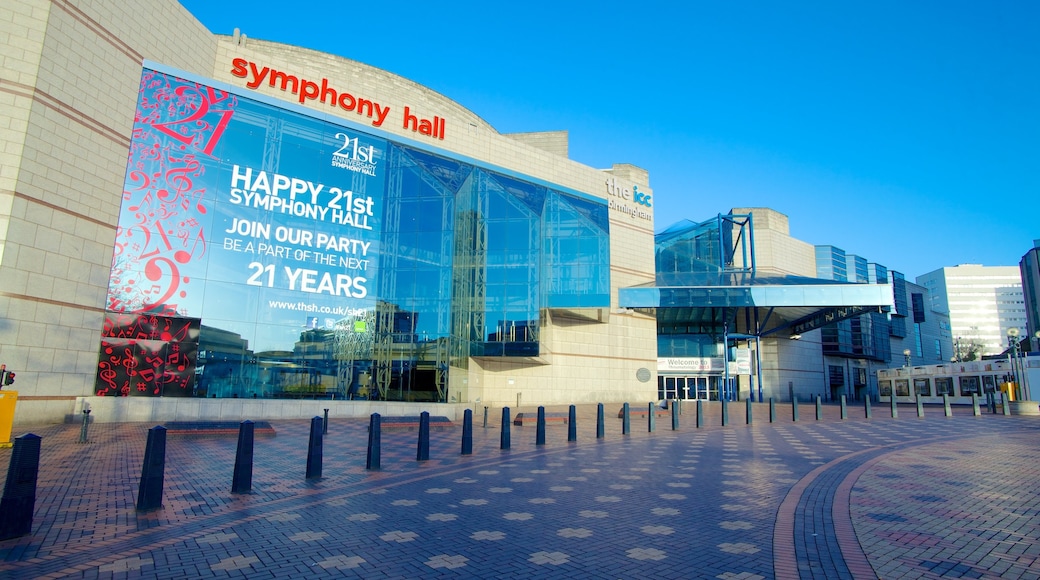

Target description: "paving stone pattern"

left=0, top=403, right=1038, bottom=579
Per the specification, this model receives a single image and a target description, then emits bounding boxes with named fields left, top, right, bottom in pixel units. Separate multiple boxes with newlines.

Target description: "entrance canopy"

left=619, top=272, right=893, bottom=338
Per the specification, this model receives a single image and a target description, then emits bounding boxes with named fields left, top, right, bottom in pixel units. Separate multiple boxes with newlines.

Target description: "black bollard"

left=0, top=433, right=42, bottom=540
left=462, top=409, right=473, bottom=455
left=596, top=403, right=605, bottom=439
left=721, top=398, right=729, bottom=426
left=536, top=406, right=546, bottom=445
left=136, top=426, right=167, bottom=511
left=483, top=406, right=489, bottom=428
left=840, top=395, right=847, bottom=420
left=648, top=402, right=655, bottom=433
left=671, top=401, right=679, bottom=431
left=323, top=408, right=329, bottom=434
left=696, top=400, right=703, bottom=428
left=78, top=408, right=90, bottom=444
left=417, top=411, right=430, bottom=460
left=746, top=397, right=753, bottom=425
left=366, top=413, right=381, bottom=470
left=987, top=392, right=996, bottom=414
left=231, top=420, right=254, bottom=494
left=622, top=403, right=630, bottom=435
left=815, top=395, right=822, bottom=421
left=792, top=395, right=799, bottom=422
left=306, top=416, right=323, bottom=479
left=568, top=405, right=577, bottom=442
left=864, top=396, right=872, bottom=419
left=769, top=397, right=776, bottom=423
left=501, top=407, right=511, bottom=450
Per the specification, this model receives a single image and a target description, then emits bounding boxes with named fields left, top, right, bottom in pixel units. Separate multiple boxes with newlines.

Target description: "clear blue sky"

left=178, top=0, right=1038, bottom=279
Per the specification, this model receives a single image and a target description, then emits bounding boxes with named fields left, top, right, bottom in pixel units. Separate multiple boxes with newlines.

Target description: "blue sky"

left=178, top=0, right=1038, bottom=279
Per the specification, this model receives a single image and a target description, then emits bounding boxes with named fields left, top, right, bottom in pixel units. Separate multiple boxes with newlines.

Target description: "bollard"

left=721, top=398, right=729, bottom=426
left=815, top=395, right=822, bottom=421
left=677, top=398, right=682, bottom=415
left=231, top=420, right=254, bottom=494
left=417, top=411, right=430, bottom=460
left=890, top=394, right=898, bottom=418
left=0, top=433, right=42, bottom=540
left=323, top=408, right=329, bottom=435
left=696, top=400, right=703, bottom=428
left=864, top=396, right=872, bottom=419
left=971, top=394, right=980, bottom=417
left=596, top=403, right=605, bottom=439
left=622, top=403, right=631, bottom=435
left=1000, top=393, right=1010, bottom=416
left=462, top=409, right=473, bottom=455
left=746, top=397, right=753, bottom=425
left=137, top=426, right=167, bottom=511
left=501, top=407, right=511, bottom=450
left=943, top=393, right=952, bottom=417
left=536, top=406, right=546, bottom=445
left=568, top=405, right=577, bottom=442
left=306, top=416, right=323, bottom=479
left=366, top=413, right=381, bottom=470
left=648, top=403, right=655, bottom=433
left=987, top=392, right=996, bottom=414
left=840, top=395, right=847, bottom=420
left=792, top=395, right=799, bottom=422
left=671, top=400, right=679, bottom=431
left=769, top=398, right=776, bottom=423
left=483, top=406, right=489, bottom=428
left=78, top=408, right=91, bottom=444
left=917, top=396, right=924, bottom=418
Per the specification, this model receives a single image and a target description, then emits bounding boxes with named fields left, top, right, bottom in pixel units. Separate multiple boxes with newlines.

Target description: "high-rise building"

left=916, top=265, right=1027, bottom=357
left=1020, top=241, right=1040, bottom=348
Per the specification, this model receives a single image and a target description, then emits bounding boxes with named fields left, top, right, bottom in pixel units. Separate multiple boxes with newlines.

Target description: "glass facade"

left=96, top=68, right=609, bottom=402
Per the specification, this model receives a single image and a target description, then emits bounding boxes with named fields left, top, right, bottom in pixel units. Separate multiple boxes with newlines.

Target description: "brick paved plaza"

left=1, top=402, right=1039, bottom=579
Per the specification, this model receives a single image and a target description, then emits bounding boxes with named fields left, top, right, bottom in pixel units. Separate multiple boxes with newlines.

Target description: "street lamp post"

left=1007, top=328, right=1021, bottom=401
left=903, top=348, right=911, bottom=368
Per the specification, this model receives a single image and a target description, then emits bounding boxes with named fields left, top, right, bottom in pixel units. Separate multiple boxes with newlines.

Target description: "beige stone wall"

left=2, top=0, right=657, bottom=422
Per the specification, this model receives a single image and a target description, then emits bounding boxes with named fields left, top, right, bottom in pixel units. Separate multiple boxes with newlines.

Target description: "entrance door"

left=692, top=377, right=709, bottom=400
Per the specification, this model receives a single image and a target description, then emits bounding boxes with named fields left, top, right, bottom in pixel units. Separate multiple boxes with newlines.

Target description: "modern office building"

left=1020, top=241, right=1040, bottom=348
left=916, top=265, right=1027, bottom=357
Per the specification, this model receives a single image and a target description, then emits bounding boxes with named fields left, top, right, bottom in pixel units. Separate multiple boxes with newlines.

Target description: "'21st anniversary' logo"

left=332, top=133, right=378, bottom=176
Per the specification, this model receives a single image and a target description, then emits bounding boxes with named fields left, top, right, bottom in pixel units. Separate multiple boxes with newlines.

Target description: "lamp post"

left=903, top=348, right=911, bottom=368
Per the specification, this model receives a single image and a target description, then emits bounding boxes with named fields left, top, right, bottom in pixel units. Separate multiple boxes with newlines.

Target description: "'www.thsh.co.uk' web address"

left=268, top=300, right=358, bottom=316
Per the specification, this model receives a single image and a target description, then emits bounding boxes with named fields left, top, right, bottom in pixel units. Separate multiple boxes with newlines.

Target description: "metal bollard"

left=483, top=406, right=489, bottom=428
left=864, top=396, right=872, bottom=419
left=840, top=395, right=847, bottom=420
left=890, top=394, right=898, bottom=418
left=536, top=406, right=546, bottom=445
left=79, top=408, right=91, bottom=444
left=943, top=393, right=952, bottom=417
left=917, top=396, right=925, bottom=418
left=462, top=409, right=473, bottom=455
left=501, top=407, right=511, bottom=450
left=366, top=413, right=381, bottom=470
left=672, top=401, right=679, bottom=431
left=721, top=398, right=729, bottom=426
left=416, top=411, right=430, bottom=460
left=622, top=403, right=631, bottom=435
left=0, top=433, right=42, bottom=540
left=971, top=394, right=980, bottom=417
left=1001, top=393, right=1010, bottom=416
left=231, top=420, right=254, bottom=494
left=648, top=403, right=655, bottom=433
left=137, top=426, right=167, bottom=510
left=815, top=395, right=822, bottom=421
left=306, top=417, right=323, bottom=479
left=792, top=395, right=799, bottom=422
left=746, top=397, right=753, bottom=425
left=696, top=400, right=703, bottom=428
left=568, top=405, right=577, bottom=442
left=769, top=398, right=776, bottom=423
left=596, top=403, right=605, bottom=439
left=323, top=408, right=329, bottom=434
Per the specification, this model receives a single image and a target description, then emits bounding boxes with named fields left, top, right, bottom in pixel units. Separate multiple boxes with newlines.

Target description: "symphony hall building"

left=5, top=0, right=901, bottom=426
left=3, top=0, right=660, bottom=423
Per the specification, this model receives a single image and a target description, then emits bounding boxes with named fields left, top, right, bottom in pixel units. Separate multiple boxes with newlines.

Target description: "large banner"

left=100, top=68, right=386, bottom=395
